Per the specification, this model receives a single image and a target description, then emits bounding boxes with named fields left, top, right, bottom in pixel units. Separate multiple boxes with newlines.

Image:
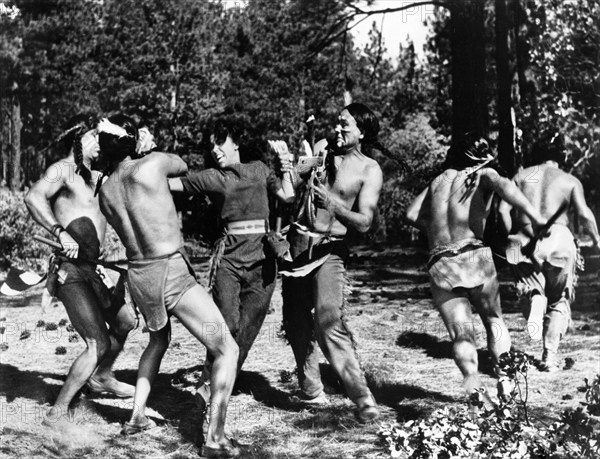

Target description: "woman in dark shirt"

left=170, top=121, right=294, bottom=384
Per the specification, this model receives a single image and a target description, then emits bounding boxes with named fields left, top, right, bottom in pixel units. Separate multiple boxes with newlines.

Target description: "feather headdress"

left=97, top=118, right=132, bottom=138
left=464, top=138, right=496, bottom=165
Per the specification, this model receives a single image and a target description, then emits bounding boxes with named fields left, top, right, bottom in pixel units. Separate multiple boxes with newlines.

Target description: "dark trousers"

left=211, top=257, right=276, bottom=372
left=282, top=250, right=372, bottom=403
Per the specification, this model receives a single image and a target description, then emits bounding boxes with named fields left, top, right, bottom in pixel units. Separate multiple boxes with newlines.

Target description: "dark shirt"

left=180, top=161, right=282, bottom=267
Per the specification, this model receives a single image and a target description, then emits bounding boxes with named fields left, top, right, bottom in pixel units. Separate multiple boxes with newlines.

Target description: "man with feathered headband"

left=25, top=113, right=137, bottom=427
left=95, top=114, right=242, bottom=457
left=406, top=134, right=547, bottom=404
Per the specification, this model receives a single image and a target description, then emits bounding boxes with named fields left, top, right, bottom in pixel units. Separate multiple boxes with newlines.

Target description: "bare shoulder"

left=128, top=152, right=169, bottom=177
left=45, top=158, right=75, bottom=177
left=479, top=166, right=500, bottom=180
left=563, top=170, right=581, bottom=187
left=431, top=169, right=455, bottom=186
left=362, top=156, right=382, bottom=177
left=31, top=159, right=76, bottom=192
left=139, top=151, right=169, bottom=167
left=478, top=167, right=503, bottom=186
left=512, top=165, right=538, bottom=184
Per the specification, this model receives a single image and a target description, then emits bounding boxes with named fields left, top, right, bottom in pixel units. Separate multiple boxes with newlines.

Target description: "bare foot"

left=121, top=415, right=158, bottom=435
left=86, top=376, right=134, bottom=398
left=201, top=438, right=248, bottom=458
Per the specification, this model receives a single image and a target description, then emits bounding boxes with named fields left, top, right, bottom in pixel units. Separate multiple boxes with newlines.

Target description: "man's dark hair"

left=59, top=113, right=98, bottom=186
left=531, top=131, right=565, bottom=166
left=204, top=119, right=261, bottom=168
left=342, top=102, right=408, bottom=172
left=344, top=103, right=380, bottom=155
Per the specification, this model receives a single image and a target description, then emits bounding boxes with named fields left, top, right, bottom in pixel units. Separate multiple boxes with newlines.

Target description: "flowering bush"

left=379, top=350, right=600, bottom=458
left=380, top=408, right=481, bottom=458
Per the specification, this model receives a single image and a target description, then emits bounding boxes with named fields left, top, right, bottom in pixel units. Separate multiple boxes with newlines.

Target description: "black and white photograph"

left=1, top=0, right=599, bottom=457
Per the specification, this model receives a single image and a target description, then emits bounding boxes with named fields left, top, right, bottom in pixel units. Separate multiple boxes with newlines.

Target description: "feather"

left=97, top=118, right=131, bottom=138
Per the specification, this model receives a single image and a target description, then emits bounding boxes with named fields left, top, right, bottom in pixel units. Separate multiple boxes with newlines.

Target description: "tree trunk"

left=449, top=0, right=488, bottom=148
left=511, top=0, right=539, bottom=165
left=0, top=98, right=7, bottom=186
left=9, top=85, right=22, bottom=191
left=495, top=0, right=516, bottom=174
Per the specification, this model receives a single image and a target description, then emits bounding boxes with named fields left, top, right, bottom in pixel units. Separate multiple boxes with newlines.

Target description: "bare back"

left=98, top=153, right=186, bottom=260
left=425, top=168, right=494, bottom=248
left=512, top=165, right=574, bottom=233
left=313, top=151, right=382, bottom=236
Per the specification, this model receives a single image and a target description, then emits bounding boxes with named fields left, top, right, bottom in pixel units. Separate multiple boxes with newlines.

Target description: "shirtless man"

left=499, top=132, right=600, bottom=371
left=275, top=103, right=384, bottom=422
left=96, top=114, right=240, bottom=457
left=406, top=136, right=546, bottom=399
left=25, top=114, right=136, bottom=425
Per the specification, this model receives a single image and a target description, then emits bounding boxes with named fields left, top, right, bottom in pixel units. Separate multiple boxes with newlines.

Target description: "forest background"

left=1, top=0, right=598, bottom=268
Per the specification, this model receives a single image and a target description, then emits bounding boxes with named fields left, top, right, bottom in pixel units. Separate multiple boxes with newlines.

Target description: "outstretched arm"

left=480, top=168, right=545, bottom=229
left=147, top=152, right=187, bottom=178
left=314, top=163, right=383, bottom=233
left=406, top=186, right=431, bottom=232
left=571, top=178, right=600, bottom=249
left=162, top=153, right=188, bottom=178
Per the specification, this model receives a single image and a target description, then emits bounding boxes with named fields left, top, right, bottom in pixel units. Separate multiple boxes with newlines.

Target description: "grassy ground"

left=1, top=245, right=599, bottom=458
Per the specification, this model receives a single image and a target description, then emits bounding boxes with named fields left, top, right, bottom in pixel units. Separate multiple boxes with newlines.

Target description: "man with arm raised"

left=274, top=103, right=384, bottom=422
left=96, top=114, right=241, bottom=457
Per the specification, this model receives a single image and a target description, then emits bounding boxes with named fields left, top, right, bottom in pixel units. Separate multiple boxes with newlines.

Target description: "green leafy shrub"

left=377, top=113, right=448, bottom=242
left=584, top=374, right=600, bottom=416
left=0, top=190, right=51, bottom=271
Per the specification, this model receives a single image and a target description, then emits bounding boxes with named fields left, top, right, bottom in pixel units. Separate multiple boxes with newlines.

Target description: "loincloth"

left=506, top=223, right=577, bottom=268
left=427, top=238, right=496, bottom=291
left=507, top=225, right=579, bottom=305
left=52, top=257, right=112, bottom=310
left=128, top=250, right=197, bottom=331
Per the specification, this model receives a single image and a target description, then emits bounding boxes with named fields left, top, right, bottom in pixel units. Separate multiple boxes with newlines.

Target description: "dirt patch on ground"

left=1, top=246, right=599, bottom=458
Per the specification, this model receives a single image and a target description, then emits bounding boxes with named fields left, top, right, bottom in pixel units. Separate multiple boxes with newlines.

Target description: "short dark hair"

left=531, top=131, right=565, bottom=166
left=204, top=119, right=260, bottom=168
